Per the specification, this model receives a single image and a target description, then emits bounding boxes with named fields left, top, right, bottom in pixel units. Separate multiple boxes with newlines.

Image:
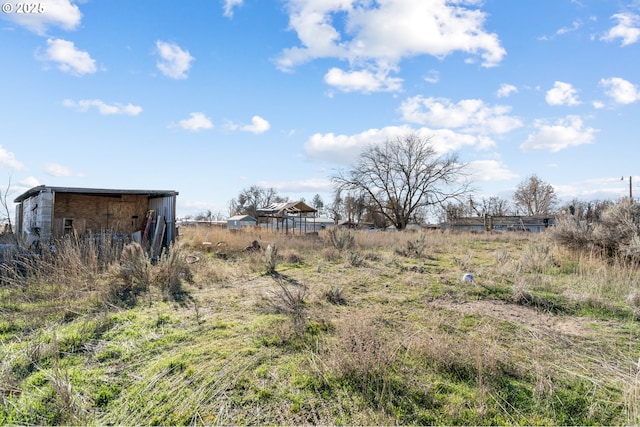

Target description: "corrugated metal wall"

left=148, top=195, right=177, bottom=245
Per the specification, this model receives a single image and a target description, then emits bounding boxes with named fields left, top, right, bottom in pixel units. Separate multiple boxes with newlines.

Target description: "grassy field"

left=1, top=227, right=639, bottom=425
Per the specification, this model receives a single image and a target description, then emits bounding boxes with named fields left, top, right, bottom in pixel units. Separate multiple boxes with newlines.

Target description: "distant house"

left=443, top=215, right=555, bottom=233
left=14, top=185, right=178, bottom=251
left=227, top=215, right=257, bottom=230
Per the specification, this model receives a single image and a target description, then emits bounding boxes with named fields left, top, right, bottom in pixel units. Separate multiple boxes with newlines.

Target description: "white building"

left=227, top=215, right=257, bottom=230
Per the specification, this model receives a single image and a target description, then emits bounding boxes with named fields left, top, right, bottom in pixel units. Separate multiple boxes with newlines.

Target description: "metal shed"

left=227, top=215, right=257, bottom=230
left=14, top=185, right=179, bottom=250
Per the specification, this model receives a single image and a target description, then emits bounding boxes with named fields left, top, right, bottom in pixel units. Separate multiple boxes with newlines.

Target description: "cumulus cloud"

left=223, top=0, right=244, bottom=18
left=324, top=68, right=403, bottom=93
left=226, top=116, right=271, bottom=134
left=600, top=77, right=640, bottom=104
left=155, top=41, right=194, bottom=79
left=496, top=84, right=518, bottom=98
left=545, top=81, right=581, bottom=106
left=177, top=112, right=214, bottom=131
left=241, top=116, right=271, bottom=134
left=39, top=38, right=96, bottom=76
left=2, top=0, right=81, bottom=35
left=304, top=125, right=490, bottom=164
left=399, top=96, right=522, bottom=135
left=276, top=0, right=505, bottom=93
left=467, top=160, right=518, bottom=182
left=601, top=13, right=640, bottom=46
left=44, top=163, right=83, bottom=177
left=62, top=99, right=142, bottom=115
left=0, top=145, right=24, bottom=170
left=520, top=115, right=597, bottom=152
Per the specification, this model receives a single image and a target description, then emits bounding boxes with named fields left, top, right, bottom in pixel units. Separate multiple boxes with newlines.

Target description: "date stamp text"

left=2, top=3, right=45, bottom=14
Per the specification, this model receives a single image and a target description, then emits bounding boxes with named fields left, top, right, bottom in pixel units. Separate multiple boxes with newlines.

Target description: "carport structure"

left=256, top=201, right=317, bottom=234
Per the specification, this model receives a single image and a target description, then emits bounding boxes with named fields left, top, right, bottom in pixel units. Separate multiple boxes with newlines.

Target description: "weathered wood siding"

left=52, top=193, right=148, bottom=236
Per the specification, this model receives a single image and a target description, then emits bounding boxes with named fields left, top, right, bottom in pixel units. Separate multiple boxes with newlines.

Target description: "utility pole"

left=622, top=176, right=633, bottom=201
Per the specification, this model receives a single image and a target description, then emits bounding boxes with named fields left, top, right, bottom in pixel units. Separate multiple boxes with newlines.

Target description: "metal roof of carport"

left=14, top=185, right=179, bottom=203
left=256, top=201, right=317, bottom=216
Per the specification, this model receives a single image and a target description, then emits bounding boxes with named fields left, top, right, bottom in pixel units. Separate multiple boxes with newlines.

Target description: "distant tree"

left=228, top=185, right=286, bottom=219
left=332, top=133, right=470, bottom=230
left=311, top=194, right=324, bottom=216
left=558, top=198, right=611, bottom=223
left=480, top=196, right=512, bottom=216
left=513, top=174, right=557, bottom=216
left=328, top=191, right=343, bottom=223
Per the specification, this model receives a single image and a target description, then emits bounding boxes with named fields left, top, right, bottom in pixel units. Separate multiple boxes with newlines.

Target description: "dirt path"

left=427, top=297, right=595, bottom=338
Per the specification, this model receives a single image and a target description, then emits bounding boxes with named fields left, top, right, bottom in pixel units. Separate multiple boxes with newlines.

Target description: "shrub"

left=552, top=199, right=640, bottom=264
left=550, top=216, right=592, bottom=252
left=265, top=276, right=308, bottom=329
left=153, top=246, right=193, bottom=301
left=264, top=244, right=279, bottom=274
left=517, top=241, right=555, bottom=273
left=324, top=285, right=347, bottom=305
left=395, top=232, right=429, bottom=258
left=104, top=243, right=151, bottom=306
left=347, top=251, right=365, bottom=267
left=327, top=228, right=355, bottom=251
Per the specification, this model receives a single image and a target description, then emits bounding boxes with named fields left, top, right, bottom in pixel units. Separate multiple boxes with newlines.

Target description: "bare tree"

left=480, top=196, right=512, bottom=216
left=513, top=174, right=557, bottom=215
left=0, top=174, right=18, bottom=244
left=228, top=185, right=287, bottom=219
left=332, top=133, right=471, bottom=230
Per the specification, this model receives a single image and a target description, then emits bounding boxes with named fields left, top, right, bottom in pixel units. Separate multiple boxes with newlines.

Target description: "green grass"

left=1, top=229, right=639, bottom=425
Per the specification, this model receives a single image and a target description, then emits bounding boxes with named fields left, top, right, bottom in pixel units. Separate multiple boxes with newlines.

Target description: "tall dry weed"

left=104, top=242, right=150, bottom=306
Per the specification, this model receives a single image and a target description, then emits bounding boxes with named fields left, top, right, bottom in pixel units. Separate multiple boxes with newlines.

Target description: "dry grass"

left=2, top=226, right=639, bottom=425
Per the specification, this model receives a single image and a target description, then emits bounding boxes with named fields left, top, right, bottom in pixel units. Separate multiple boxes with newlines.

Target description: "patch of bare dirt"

left=427, top=297, right=594, bottom=337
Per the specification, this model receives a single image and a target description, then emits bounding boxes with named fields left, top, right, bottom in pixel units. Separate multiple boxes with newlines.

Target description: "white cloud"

left=545, top=81, right=581, bottom=106
left=424, top=70, right=440, bottom=84
left=600, top=77, right=640, bottom=104
left=155, top=41, right=194, bottom=79
left=601, top=13, right=640, bottom=46
left=63, top=99, right=142, bottom=116
left=467, top=160, right=518, bottom=182
left=304, top=125, right=490, bottom=164
left=520, top=115, right=597, bottom=152
left=241, top=116, right=271, bottom=134
left=44, top=163, right=83, bottom=177
left=0, top=145, right=24, bottom=170
left=19, top=176, right=40, bottom=187
left=399, top=96, right=522, bottom=135
left=2, top=0, right=81, bottom=35
left=276, top=0, right=505, bottom=93
left=40, top=38, right=96, bottom=76
left=256, top=178, right=333, bottom=193
left=177, top=112, right=214, bottom=131
left=223, top=0, right=244, bottom=18
left=539, top=19, right=583, bottom=41
left=496, top=83, right=517, bottom=98
left=324, top=67, right=403, bottom=93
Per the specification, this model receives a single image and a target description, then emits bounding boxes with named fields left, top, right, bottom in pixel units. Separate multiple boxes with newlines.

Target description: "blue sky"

left=1, top=0, right=639, bottom=218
